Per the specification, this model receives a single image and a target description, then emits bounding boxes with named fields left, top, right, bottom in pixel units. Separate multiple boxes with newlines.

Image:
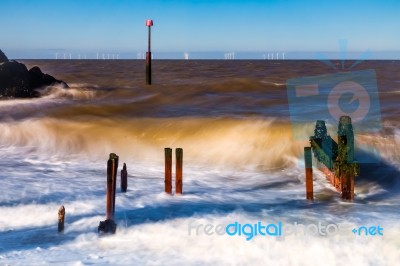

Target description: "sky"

left=0, top=0, right=399, bottom=59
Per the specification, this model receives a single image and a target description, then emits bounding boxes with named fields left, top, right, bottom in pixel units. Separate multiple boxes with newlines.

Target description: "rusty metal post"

left=58, top=205, right=65, bottom=233
left=121, top=163, right=128, bottom=193
left=176, top=148, right=183, bottom=194
left=304, top=147, right=313, bottom=200
left=165, top=148, right=172, bottom=194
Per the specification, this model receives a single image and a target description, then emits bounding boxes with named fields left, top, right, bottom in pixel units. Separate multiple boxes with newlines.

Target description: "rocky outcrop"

left=0, top=49, right=68, bottom=98
left=0, top=61, right=33, bottom=98
left=0, top=50, right=8, bottom=63
left=28, top=66, right=67, bottom=92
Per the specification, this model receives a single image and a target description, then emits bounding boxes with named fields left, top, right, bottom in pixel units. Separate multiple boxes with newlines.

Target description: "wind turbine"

left=184, top=52, right=189, bottom=60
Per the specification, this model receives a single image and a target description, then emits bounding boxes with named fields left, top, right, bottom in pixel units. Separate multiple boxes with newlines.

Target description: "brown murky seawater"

left=1, top=60, right=399, bottom=175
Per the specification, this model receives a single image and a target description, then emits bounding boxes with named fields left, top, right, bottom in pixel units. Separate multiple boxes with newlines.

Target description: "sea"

left=0, top=59, right=399, bottom=265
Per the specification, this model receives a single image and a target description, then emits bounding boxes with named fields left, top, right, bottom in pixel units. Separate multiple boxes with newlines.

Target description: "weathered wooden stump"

left=308, top=116, right=359, bottom=201
left=121, top=163, right=128, bottom=193
left=111, top=153, right=119, bottom=215
left=165, top=148, right=172, bottom=194
left=304, top=147, right=313, bottom=200
left=58, top=205, right=65, bottom=233
left=98, top=153, right=118, bottom=234
left=336, top=116, right=358, bottom=200
left=176, top=148, right=183, bottom=194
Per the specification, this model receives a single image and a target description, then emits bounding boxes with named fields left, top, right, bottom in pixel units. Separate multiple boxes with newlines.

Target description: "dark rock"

left=98, top=219, right=117, bottom=234
left=28, top=66, right=68, bottom=90
left=0, top=61, right=36, bottom=98
left=0, top=49, right=68, bottom=98
left=0, top=50, right=8, bottom=63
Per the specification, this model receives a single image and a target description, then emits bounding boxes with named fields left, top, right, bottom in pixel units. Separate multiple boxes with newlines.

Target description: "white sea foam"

left=0, top=144, right=399, bottom=265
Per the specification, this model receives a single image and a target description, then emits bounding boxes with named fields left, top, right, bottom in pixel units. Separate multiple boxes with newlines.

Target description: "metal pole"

left=148, top=26, right=151, bottom=52
left=145, top=20, right=153, bottom=85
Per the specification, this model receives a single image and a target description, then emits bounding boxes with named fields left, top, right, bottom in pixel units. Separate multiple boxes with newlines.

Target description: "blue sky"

left=0, top=0, right=399, bottom=59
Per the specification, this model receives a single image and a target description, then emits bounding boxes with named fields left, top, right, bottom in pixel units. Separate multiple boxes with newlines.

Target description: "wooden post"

left=350, top=172, right=355, bottom=200
left=98, top=154, right=118, bottom=234
left=338, top=116, right=355, bottom=200
left=176, top=148, right=183, bottom=194
left=165, top=148, right=172, bottom=194
left=121, top=163, right=128, bottom=193
left=309, top=116, right=358, bottom=201
left=341, top=173, right=349, bottom=200
left=58, top=205, right=65, bottom=233
left=106, top=156, right=114, bottom=220
left=340, top=169, right=353, bottom=200
left=111, top=153, right=119, bottom=216
left=304, top=147, right=313, bottom=200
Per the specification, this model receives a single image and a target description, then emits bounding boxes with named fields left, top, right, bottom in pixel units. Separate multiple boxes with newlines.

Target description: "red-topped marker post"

left=145, top=19, right=153, bottom=85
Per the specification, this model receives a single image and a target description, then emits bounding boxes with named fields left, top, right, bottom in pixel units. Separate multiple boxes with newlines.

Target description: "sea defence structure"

left=165, top=148, right=184, bottom=195
left=305, top=116, right=360, bottom=200
left=58, top=205, right=65, bottom=233
left=96, top=148, right=184, bottom=235
left=98, top=153, right=119, bottom=234
left=121, top=163, right=128, bottom=193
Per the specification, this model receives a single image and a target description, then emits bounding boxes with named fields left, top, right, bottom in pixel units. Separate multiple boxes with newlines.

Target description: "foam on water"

left=1, top=60, right=399, bottom=265
left=0, top=142, right=399, bottom=265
